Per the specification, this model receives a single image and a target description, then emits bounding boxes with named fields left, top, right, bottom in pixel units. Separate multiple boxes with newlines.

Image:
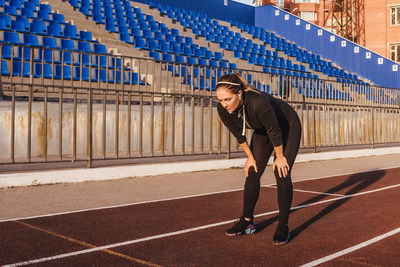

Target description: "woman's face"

left=216, top=87, right=242, bottom=113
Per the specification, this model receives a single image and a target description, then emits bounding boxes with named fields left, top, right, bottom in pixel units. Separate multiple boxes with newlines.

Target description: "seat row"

left=1, top=1, right=62, bottom=22
left=0, top=14, right=96, bottom=42
left=1, top=59, right=144, bottom=85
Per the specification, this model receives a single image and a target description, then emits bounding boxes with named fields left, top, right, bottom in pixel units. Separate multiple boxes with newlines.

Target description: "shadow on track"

left=255, top=170, right=386, bottom=240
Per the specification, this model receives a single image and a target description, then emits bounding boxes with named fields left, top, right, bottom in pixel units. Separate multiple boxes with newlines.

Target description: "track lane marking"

left=3, top=165, right=399, bottom=223
left=292, top=189, right=344, bottom=197
left=6, top=221, right=162, bottom=267
left=4, top=183, right=400, bottom=267
left=300, top=227, right=400, bottom=267
left=0, top=188, right=243, bottom=223
left=263, top=185, right=344, bottom=197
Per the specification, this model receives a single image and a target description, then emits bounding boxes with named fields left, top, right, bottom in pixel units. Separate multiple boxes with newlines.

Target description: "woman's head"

left=215, top=73, right=247, bottom=113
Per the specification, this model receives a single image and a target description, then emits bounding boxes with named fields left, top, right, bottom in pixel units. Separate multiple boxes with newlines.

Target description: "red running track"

left=1, top=168, right=400, bottom=266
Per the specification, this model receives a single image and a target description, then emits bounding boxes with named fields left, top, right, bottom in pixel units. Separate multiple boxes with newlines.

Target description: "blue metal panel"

left=255, top=5, right=400, bottom=88
left=290, top=17, right=303, bottom=46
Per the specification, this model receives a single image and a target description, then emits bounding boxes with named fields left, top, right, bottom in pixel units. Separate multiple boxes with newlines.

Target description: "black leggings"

left=243, top=116, right=301, bottom=225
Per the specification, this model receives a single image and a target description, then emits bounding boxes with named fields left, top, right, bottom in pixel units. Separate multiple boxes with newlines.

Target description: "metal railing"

left=0, top=44, right=399, bottom=166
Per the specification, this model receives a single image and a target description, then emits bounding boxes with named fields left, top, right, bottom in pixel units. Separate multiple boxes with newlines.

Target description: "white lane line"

left=292, top=189, right=344, bottom=197
left=0, top=188, right=243, bottom=223
left=294, top=165, right=400, bottom=184
left=299, top=227, right=400, bottom=267
left=4, top=183, right=400, bottom=267
left=1, top=165, right=399, bottom=223
left=262, top=185, right=344, bottom=197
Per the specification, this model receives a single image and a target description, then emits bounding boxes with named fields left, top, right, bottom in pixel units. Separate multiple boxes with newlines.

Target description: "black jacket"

left=217, top=90, right=299, bottom=146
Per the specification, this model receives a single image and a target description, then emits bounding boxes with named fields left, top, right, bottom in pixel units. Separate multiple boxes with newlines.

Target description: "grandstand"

left=0, top=0, right=399, bottom=165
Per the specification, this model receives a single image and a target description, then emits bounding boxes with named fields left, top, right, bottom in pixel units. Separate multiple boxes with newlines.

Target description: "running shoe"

left=273, top=223, right=290, bottom=245
left=225, top=216, right=256, bottom=236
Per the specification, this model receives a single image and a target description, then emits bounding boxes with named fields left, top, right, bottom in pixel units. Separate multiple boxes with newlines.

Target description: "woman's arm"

left=239, top=141, right=258, bottom=177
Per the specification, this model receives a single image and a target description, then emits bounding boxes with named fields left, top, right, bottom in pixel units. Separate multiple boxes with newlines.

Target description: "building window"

left=253, top=0, right=262, bottom=6
left=390, top=6, right=400, bottom=25
left=276, top=0, right=284, bottom=8
left=293, top=0, right=319, bottom=3
left=390, top=43, right=400, bottom=62
left=300, top=11, right=316, bottom=21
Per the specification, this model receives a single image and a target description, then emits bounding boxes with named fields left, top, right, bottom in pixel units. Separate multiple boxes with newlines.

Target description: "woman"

left=216, top=73, right=301, bottom=245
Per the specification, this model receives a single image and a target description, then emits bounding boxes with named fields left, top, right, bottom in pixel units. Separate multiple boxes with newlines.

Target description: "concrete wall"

left=0, top=101, right=231, bottom=161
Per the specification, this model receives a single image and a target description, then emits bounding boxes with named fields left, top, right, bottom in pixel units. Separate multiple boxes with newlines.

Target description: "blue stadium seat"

left=12, top=61, right=31, bottom=77
left=119, top=32, right=131, bottom=43
left=109, top=57, right=122, bottom=70
left=105, top=17, right=116, bottom=32
left=61, top=39, right=75, bottom=65
left=73, top=66, right=90, bottom=81
left=54, top=65, right=71, bottom=79
left=39, top=3, right=51, bottom=13
left=4, top=32, right=21, bottom=44
left=23, top=1, right=36, bottom=9
left=22, top=34, right=40, bottom=62
left=52, top=13, right=65, bottom=23
left=4, top=6, right=18, bottom=16
left=77, top=41, right=91, bottom=66
left=149, top=51, right=160, bottom=61
left=37, top=10, right=50, bottom=21
left=214, top=52, right=223, bottom=61
left=11, top=20, right=27, bottom=32
left=147, top=39, right=158, bottom=51
left=30, top=21, right=45, bottom=34
left=0, top=18, right=6, bottom=30
left=123, top=71, right=139, bottom=85
left=47, top=22, right=62, bottom=37
left=79, top=31, right=93, bottom=42
left=63, top=24, right=78, bottom=39
left=93, top=12, right=104, bottom=24
left=16, top=16, right=30, bottom=29
left=93, top=43, right=107, bottom=68
left=92, top=68, right=107, bottom=82
left=34, top=63, right=52, bottom=79
left=134, top=37, right=145, bottom=49
left=21, top=7, right=35, bottom=18
left=0, top=15, right=12, bottom=29
left=1, top=60, right=10, bottom=76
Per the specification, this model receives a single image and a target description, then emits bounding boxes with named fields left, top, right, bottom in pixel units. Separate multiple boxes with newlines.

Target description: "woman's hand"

left=238, top=141, right=258, bottom=177
left=273, top=156, right=289, bottom=178
left=245, top=156, right=258, bottom=177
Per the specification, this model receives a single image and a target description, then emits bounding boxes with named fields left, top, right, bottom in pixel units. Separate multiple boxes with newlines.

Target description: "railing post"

left=226, top=131, right=231, bottom=159
left=87, top=88, right=93, bottom=168
left=313, top=103, right=317, bottom=153
left=11, top=84, right=15, bottom=164
left=28, top=84, right=32, bottom=163
left=371, top=107, right=375, bottom=149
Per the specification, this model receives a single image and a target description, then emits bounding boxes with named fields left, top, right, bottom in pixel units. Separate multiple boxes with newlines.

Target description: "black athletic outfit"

left=217, top=90, right=301, bottom=225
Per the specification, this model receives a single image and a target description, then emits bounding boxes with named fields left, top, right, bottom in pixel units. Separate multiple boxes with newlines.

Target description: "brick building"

left=258, top=0, right=400, bottom=63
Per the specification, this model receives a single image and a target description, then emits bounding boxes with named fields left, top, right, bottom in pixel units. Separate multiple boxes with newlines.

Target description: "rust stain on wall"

left=2, top=113, right=11, bottom=134
left=120, top=113, right=127, bottom=141
left=32, top=112, right=45, bottom=155
left=92, top=112, right=100, bottom=153
left=47, top=117, right=53, bottom=140
left=18, top=115, right=25, bottom=135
